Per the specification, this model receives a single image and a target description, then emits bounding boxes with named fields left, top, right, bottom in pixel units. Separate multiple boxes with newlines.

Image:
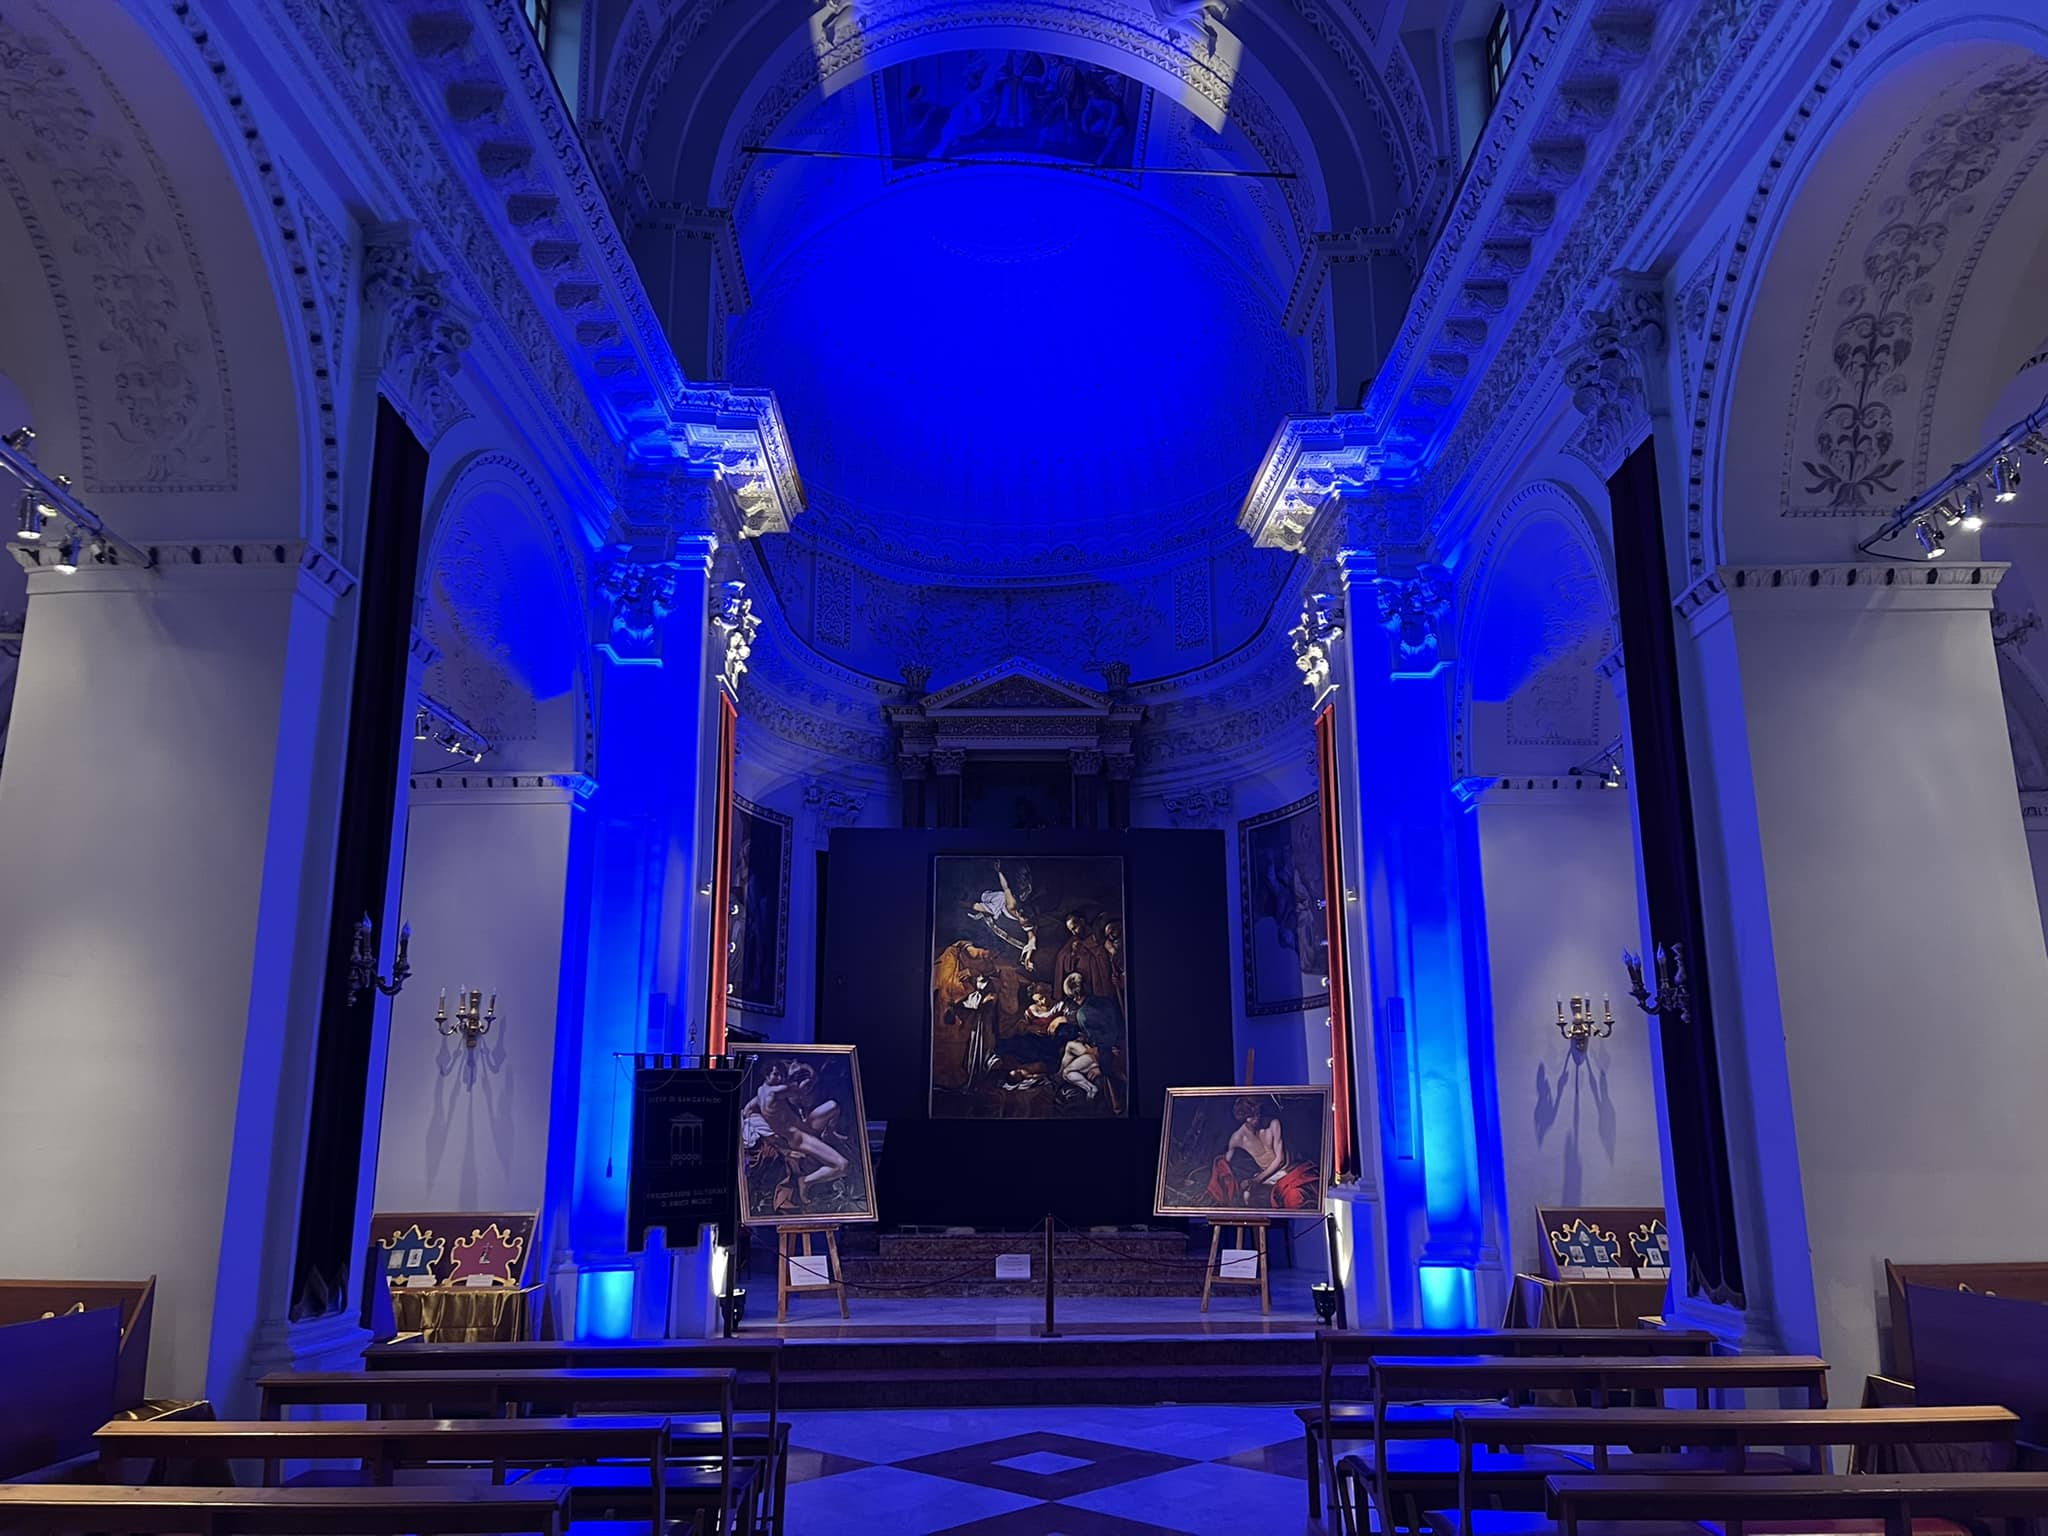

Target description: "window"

left=523, top=0, right=550, bottom=51
left=1486, top=6, right=1516, bottom=109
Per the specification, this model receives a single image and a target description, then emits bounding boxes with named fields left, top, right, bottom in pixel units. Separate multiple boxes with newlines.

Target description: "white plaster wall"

left=373, top=791, right=575, bottom=1215
left=0, top=566, right=335, bottom=1399
left=1715, top=586, right=2048, bottom=1389
left=1471, top=789, right=1665, bottom=1281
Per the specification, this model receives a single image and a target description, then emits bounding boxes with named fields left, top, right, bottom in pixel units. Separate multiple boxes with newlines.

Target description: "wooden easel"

left=1201, top=1219, right=1272, bottom=1314
left=777, top=1226, right=848, bottom=1320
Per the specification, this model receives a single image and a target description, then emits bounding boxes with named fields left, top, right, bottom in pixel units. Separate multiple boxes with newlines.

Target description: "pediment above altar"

left=923, top=662, right=1109, bottom=716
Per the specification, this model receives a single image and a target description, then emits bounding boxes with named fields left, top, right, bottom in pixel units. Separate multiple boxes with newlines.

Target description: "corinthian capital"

left=1372, top=563, right=1452, bottom=677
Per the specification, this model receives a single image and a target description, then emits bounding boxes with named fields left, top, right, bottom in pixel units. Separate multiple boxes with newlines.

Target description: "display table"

left=387, top=1284, right=541, bottom=1343
left=1505, top=1272, right=1668, bottom=1329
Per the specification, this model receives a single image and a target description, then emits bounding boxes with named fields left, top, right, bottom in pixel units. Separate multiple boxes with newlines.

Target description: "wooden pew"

left=1347, top=1355, right=1830, bottom=1536
left=0, top=1483, right=570, bottom=1536
left=1302, top=1330, right=1718, bottom=1521
left=1439, top=1406, right=2021, bottom=1536
left=362, top=1338, right=788, bottom=1534
left=254, top=1369, right=748, bottom=1534
left=1546, top=1470, right=2048, bottom=1536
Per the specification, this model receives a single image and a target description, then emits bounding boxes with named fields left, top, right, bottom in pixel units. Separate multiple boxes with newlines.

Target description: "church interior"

left=7, top=0, right=2048, bottom=1532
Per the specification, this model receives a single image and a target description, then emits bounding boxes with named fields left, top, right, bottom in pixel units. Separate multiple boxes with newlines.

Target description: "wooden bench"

left=1547, top=1470, right=2048, bottom=1536
left=1301, top=1330, right=1719, bottom=1521
left=1435, top=1406, right=2022, bottom=1536
left=0, top=1483, right=570, bottom=1536
left=1340, top=1356, right=1830, bottom=1536
left=361, top=1339, right=788, bottom=1535
left=255, top=1370, right=752, bottom=1534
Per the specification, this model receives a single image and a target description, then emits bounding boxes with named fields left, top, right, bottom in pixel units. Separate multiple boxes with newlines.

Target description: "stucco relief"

left=0, top=6, right=233, bottom=491
left=426, top=515, right=540, bottom=750
left=1785, top=60, right=2048, bottom=516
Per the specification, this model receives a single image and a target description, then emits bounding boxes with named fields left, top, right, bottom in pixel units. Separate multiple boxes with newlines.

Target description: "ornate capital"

left=897, top=753, right=930, bottom=782
left=1372, top=563, right=1452, bottom=676
left=1289, top=590, right=1346, bottom=705
left=1070, top=749, right=1104, bottom=776
left=711, top=579, right=760, bottom=697
left=1563, top=277, right=1668, bottom=477
left=595, top=545, right=684, bottom=664
left=931, top=748, right=967, bottom=776
left=364, top=232, right=473, bottom=447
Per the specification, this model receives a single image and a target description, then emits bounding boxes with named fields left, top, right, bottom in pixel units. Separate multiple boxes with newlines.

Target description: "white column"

left=1680, top=562, right=2048, bottom=1388
left=0, top=542, right=352, bottom=1402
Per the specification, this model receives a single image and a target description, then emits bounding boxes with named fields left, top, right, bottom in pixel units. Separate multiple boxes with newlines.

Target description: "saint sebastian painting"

left=930, top=855, right=1129, bottom=1119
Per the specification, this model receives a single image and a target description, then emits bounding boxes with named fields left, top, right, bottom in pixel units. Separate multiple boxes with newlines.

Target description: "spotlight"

left=1914, top=516, right=1947, bottom=559
left=1993, top=455, right=2021, bottom=502
left=414, top=707, right=430, bottom=741
left=15, top=489, right=45, bottom=541
left=1935, top=498, right=1961, bottom=527
left=2, top=425, right=34, bottom=452
left=467, top=744, right=486, bottom=764
left=1960, top=483, right=1986, bottom=532
left=51, top=528, right=82, bottom=574
left=1603, top=758, right=1624, bottom=790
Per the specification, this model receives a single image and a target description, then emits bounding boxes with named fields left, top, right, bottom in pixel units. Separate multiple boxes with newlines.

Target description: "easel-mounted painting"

left=1155, top=1086, right=1332, bottom=1219
left=738, top=1044, right=877, bottom=1227
left=729, top=795, right=792, bottom=1016
left=370, top=1211, right=539, bottom=1288
left=929, top=854, right=1129, bottom=1120
left=1238, top=793, right=1330, bottom=1016
left=1537, top=1205, right=1667, bottom=1280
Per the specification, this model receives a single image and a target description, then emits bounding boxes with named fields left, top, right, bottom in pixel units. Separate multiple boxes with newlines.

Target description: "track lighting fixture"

left=1960, top=483, right=1986, bottom=532
left=1993, top=455, right=2021, bottom=502
left=15, top=489, right=45, bottom=541
left=414, top=707, right=430, bottom=741
left=2, top=426, right=33, bottom=453
left=1914, top=516, right=1946, bottom=559
left=1603, top=757, right=1624, bottom=790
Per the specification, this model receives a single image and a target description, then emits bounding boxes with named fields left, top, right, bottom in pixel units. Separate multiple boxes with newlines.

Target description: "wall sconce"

left=1556, top=995, right=1613, bottom=1053
left=437, top=987, right=497, bottom=1047
left=347, top=914, right=411, bottom=1007
left=1623, top=943, right=1691, bottom=1026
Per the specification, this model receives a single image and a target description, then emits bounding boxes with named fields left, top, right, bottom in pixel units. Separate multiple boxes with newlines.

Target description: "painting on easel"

left=1155, top=1085, right=1331, bottom=1219
left=737, top=1044, right=876, bottom=1227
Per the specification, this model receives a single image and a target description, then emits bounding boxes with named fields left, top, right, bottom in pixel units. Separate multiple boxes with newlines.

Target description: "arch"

left=1453, top=479, right=1617, bottom=781
left=418, top=452, right=597, bottom=779
left=1695, top=0, right=2048, bottom=571
left=0, top=0, right=313, bottom=543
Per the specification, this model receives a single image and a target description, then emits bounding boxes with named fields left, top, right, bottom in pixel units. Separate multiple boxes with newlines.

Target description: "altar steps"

left=772, top=1333, right=1350, bottom=1408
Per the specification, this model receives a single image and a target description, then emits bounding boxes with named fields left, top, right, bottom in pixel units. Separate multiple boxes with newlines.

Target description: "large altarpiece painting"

left=929, top=855, right=1129, bottom=1119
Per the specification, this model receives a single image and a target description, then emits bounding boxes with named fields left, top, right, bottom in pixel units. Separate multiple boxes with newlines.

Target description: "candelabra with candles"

left=437, top=987, right=497, bottom=1047
left=1623, top=943, right=1692, bottom=1025
left=346, top=915, right=411, bottom=1007
left=1556, top=994, right=1614, bottom=1053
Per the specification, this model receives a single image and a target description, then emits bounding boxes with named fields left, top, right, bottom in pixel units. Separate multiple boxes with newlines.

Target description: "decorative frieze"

left=1162, top=781, right=1234, bottom=829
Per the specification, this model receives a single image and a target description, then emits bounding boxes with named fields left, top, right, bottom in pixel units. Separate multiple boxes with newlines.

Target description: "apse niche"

left=420, top=493, right=583, bottom=775
left=725, top=49, right=1308, bottom=689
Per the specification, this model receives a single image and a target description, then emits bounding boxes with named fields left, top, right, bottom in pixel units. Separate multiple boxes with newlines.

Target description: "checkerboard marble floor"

left=782, top=1405, right=1313, bottom=1535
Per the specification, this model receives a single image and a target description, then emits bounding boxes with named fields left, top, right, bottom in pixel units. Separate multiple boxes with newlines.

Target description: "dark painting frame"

left=1238, top=792, right=1331, bottom=1016
left=738, top=1044, right=877, bottom=1228
left=1154, top=1085, right=1331, bottom=1219
left=729, top=794, right=792, bottom=1016
left=928, top=853, right=1130, bottom=1121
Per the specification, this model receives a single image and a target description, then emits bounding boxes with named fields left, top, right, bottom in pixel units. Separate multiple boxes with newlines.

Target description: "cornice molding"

left=1676, top=562, right=2009, bottom=630
left=1454, top=773, right=1627, bottom=809
left=408, top=770, right=599, bottom=805
left=25, top=540, right=359, bottom=615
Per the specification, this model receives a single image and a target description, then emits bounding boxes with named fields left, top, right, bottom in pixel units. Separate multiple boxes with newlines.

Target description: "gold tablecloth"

left=388, top=1284, right=540, bottom=1343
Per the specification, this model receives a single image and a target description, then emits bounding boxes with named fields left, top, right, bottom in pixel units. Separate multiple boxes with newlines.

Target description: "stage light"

left=414, top=707, right=430, bottom=741
left=1914, top=517, right=1946, bottom=558
left=15, top=489, right=45, bottom=541
left=1603, top=758, right=1624, bottom=790
left=2, top=426, right=34, bottom=452
left=51, top=529, right=82, bottom=573
left=1960, top=483, right=1986, bottom=531
left=1993, top=455, right=2021, bottom=502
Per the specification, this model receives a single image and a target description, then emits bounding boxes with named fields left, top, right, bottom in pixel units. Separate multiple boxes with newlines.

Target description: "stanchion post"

left=1323, top=1212, right=1349, bottom=1330
left=1043, top=1213, right=1060, bottom=1338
